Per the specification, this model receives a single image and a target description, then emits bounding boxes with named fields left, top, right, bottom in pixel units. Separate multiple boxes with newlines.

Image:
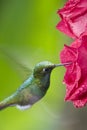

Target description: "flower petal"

left=57, top=0, right=87, bottom=39
left=60, top=35, right=87, bottom=107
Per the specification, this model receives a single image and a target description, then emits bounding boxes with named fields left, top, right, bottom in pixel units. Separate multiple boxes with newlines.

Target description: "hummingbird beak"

left=54, top=62, right=72, bottom=68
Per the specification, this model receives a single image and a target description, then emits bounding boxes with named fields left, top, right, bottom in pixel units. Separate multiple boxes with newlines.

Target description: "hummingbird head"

left=33, top=61, right=55, bottom=78
left=33, top=61, right=71, bottom=79
left=33, top=61, right=71, bottom=90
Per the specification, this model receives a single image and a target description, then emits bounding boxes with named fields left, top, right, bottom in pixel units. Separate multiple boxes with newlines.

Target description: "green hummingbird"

left=0, top=61, right=70, bottom=111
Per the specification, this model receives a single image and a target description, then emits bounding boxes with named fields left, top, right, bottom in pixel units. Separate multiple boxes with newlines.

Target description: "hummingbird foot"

left=16, top=104, right=31, bottom=110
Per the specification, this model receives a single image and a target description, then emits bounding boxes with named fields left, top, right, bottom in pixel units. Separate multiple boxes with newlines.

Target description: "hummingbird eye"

left=43, top=68, right=49, bottom=72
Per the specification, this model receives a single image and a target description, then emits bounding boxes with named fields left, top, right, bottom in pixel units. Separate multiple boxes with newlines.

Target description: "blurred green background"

left=0, top=0, right=87, bottom=130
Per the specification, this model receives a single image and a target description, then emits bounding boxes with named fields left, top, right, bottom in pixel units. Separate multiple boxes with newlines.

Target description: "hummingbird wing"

left=0, top=47, right=32, bottom=80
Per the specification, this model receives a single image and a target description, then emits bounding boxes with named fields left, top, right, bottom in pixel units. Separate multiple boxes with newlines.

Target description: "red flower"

left=56, top=0, right=87, bottom=39
left=60, top=35, right=87, bottom=107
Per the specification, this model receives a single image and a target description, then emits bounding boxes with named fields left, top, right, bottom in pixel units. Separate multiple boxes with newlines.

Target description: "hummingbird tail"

left=0, top=102, right=13, bottom=110
left=0, top=94, right=18, bottom=111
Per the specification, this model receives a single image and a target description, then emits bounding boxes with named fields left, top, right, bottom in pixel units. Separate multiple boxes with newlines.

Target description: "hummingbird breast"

left=16, top=74, right=51, bottom=107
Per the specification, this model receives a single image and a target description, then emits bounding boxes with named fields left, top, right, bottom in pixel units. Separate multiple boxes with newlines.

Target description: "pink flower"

left=56, top=0, right=87, bottom=39
left=60, top=35, right=87, bottom=108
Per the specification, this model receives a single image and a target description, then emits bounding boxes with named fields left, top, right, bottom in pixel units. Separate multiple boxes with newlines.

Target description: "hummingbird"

left=0, top=61, right=70, bottom=111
